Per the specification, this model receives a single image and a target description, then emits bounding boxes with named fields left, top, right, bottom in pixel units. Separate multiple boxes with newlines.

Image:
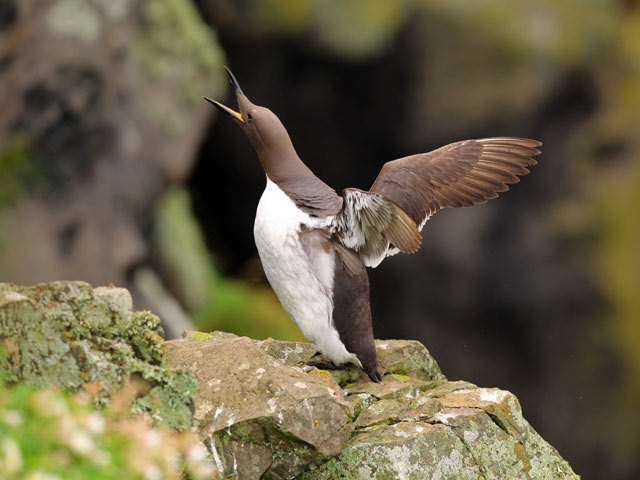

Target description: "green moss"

left=346, top=393, right=378, bottom=421
left=388, top=373, right=414, bottom=383
left=385, top=360, right=408, bottom=375
left=132, top=370, right=197, bottom=427
left=126, top=311, right=165, bottom=363
left=0, top=282, right=196, bottom=430
left=328, top=366, right=364, bottom=387
left=190, top=331, right=214, bottom=341
left=306, top=368, right=331, bottom=381
left=0, top=136, right=39, bottom=209
left=138, top=0, right=226, bottom=107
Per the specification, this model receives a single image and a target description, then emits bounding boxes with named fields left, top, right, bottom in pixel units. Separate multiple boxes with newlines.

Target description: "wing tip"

left=477, top=137, right=542, bottom=148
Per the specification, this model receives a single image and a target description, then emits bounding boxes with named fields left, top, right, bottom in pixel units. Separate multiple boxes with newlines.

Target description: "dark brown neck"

left=258, top=148, right=343, bottom=217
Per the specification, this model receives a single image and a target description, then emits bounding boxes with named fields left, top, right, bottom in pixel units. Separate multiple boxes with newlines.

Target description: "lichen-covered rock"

left=304, top=422, right=480, bottom=480
left=308, top=389, right=578, bottom=480
left=164, top=332, right=352, bottom=479
left=0, top=281, right=197, bottom=430
left=437, top=388, right=578, bottom=479
left=375, top=339, right=447, bottom=382
left=164, top=331, right=579, bottom=479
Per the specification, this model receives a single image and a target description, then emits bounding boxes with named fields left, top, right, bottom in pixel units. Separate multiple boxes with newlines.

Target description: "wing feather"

left=333, top=188, right=421, bottom=268
left=371, top=137, right=541, bottom=228
left=333, top=137, right=541, bottom=268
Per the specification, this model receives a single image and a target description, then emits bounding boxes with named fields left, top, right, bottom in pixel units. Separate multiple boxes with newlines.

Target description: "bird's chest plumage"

left=253, top=178, right=359, bottom=365
left=253, top=178, right=332, bottom=322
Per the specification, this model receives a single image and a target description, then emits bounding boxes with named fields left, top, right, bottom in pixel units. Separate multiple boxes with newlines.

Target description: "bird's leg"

left=306, top=359, right=348, bottom=370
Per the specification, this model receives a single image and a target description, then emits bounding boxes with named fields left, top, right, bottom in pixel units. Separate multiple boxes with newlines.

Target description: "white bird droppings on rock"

left=479, top=389, right=509, bottom=404
left=213, top=405, right=224, bottom=420
left=433, top=411, right=461, bottom=426
left=209, top=440, right=225, bottom=474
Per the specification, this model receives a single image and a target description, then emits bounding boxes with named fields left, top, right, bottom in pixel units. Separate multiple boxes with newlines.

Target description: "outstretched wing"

left=370, top=137, right=541, bottom=229
left=332, top=137, right=541, bottom=269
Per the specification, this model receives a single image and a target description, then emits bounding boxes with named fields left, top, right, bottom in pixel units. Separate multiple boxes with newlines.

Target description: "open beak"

left=203, top=66, right=246, bottom=123
left=203, top=97, right=244, bottom=123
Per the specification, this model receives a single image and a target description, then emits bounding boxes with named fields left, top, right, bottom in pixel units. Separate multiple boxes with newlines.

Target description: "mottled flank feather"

left=333, top=189, right=421, bottom=267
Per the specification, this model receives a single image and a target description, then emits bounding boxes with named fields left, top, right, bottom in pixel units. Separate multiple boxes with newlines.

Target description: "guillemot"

left=205, top=67, right=541, bottom=383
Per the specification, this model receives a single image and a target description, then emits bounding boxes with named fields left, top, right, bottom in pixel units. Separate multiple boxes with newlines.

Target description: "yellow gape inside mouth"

left=204, top=97, right=244, bottom=123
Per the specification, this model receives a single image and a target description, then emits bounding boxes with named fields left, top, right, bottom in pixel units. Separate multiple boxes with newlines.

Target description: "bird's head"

left=204, top=67, right=297, bottom=165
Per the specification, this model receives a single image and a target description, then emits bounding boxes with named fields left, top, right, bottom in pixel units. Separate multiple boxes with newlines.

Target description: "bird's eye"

left=247, top=113, right=253, bottom=120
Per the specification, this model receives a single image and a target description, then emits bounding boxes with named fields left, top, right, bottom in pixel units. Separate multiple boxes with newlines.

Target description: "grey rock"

left=165, top=331, right=579, bottom=479
left=164, top=333, right=352, bottom=479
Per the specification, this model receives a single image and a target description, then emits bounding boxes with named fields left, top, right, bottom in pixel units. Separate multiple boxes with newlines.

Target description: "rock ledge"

left=166, top=331, right=579, bottom=479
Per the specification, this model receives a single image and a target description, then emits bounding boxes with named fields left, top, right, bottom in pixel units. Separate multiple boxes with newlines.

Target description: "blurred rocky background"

left=1, top=0, right=639, bottom=478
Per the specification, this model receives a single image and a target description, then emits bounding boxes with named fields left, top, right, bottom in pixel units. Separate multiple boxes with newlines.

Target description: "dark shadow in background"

left=189, top=15, right=635, bottom=480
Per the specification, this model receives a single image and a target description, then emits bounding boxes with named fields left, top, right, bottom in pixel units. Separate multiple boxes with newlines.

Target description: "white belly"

left=253, top=177, right=359, bottom=366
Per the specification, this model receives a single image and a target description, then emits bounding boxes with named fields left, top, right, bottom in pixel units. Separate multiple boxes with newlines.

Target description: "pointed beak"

left=203, top=96, right=244, bottom=123
left=203, top=66, right=246, bottom=123
left=224, top=66, right=244, bottom=96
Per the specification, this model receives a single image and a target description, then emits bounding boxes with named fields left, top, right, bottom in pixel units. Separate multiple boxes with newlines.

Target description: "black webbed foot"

left=306, top=359, right=348, bottom=370
left=367, top=370, right=383, bottom=383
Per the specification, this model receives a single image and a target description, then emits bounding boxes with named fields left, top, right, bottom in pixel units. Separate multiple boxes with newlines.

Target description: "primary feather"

left=332, top=137, right=541, bottom=267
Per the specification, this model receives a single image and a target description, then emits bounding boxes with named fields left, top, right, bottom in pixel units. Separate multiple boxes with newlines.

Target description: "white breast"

left=253, top=177, right=360, bottom=366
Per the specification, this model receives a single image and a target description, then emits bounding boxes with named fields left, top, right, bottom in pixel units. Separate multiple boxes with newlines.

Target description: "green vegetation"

left=561, top=6, right=640, bottom=454
left=192, top=279, right=304, bottom=342
left=0, top=282, right=197, bottom=430
left=593, top=158, right=640, bottom=418
left=0, top=136, right=38, bottom=209
left=0, top=381, right=216, bottom=480
left=154, top=187, right=304, bottom=342
left=254, top=0, right=408, bottom=59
